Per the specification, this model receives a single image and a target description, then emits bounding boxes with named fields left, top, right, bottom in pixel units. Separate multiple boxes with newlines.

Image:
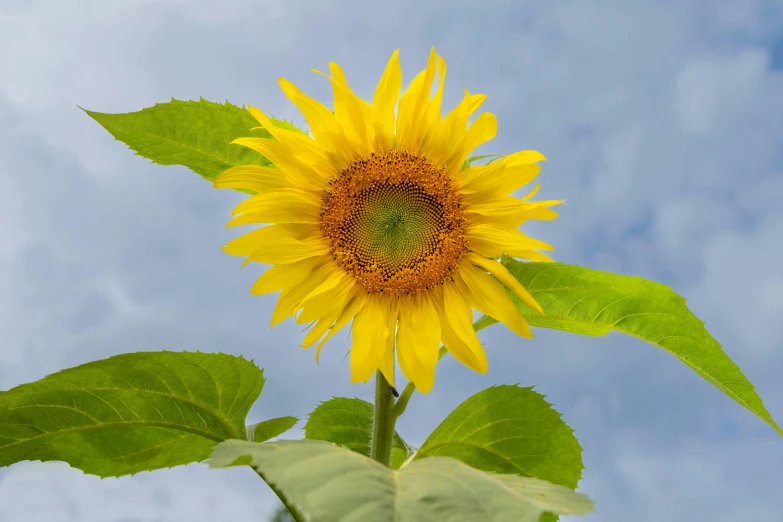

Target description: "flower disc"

left=321, top=150, right=468, bottom=296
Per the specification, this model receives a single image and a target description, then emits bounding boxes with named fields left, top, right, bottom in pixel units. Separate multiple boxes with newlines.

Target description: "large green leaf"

left=83, top=99, right=304, bottom=185
left=477, top=260, right=783, bottom=437
left=0, top=351, right=265, bottom=477
left=209, top=439, right=594, bottom=522
left=304, top=397, right=413, bottom=470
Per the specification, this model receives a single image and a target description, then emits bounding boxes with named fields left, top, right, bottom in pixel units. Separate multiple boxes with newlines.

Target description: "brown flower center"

left=320, top=150, right=469, bottom=296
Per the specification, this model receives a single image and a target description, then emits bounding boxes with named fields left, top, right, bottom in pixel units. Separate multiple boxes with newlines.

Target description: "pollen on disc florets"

left=320, top=149, right=469, bottom=296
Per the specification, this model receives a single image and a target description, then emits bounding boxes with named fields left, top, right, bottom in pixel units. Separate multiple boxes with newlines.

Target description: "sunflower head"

left=215, top=49, right=561, bottom=393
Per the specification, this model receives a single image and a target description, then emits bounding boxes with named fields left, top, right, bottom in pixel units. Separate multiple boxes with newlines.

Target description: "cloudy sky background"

left=1, top=0, right=782, bottom=520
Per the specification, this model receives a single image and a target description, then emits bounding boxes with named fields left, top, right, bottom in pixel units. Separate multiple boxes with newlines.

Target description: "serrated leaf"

left=416, top=385, right=582, bottom=485
left=479, top=260, right=783, bottom=437
left=304, top=397, right=413, bottom=470
left=267, top=117, right=308, bottom=135
left=83, top=99, right=305, bottom=185
left=416, top=385, right=582, bottom=522
left=0, top=351, right=265, bottom=477
left=209, top=439, right=594, bottom=522
left=246, top=416, right=298, bottom=442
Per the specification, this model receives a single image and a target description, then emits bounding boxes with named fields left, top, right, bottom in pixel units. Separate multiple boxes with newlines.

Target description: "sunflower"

left=214, top=48, right=561, bottom=393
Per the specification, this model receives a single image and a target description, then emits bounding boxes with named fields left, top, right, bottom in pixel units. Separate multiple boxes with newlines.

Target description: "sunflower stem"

left=370, top=369, right=397, bottom=466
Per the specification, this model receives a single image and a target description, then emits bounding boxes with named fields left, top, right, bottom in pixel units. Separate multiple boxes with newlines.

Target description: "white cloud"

left=0, top=0, right=782, bottom=520
left=0, top=462, right=277, bottom=522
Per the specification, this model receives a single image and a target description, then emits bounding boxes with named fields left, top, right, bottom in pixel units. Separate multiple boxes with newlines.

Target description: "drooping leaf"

left=478, top=260, right=783, bottom=437
left=304, top=397, right=413, bottom=469
left=209, top=439, right=594, bottom=522
left=0, top=351, right=265, bottom=477
left=247, top=416, right=298, bottom=443
left=82, top=99, right=305, bottom=185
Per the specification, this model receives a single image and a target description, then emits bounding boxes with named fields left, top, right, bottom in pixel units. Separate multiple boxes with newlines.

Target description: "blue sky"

left=1, top=0, right=782, bottom=520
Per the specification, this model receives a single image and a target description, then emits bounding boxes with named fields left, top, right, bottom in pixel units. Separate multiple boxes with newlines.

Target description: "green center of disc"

left=346, top=182, right=444, bottom=276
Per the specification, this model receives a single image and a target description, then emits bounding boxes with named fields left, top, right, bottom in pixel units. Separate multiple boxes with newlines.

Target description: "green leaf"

left=416, top=385, right=582, bottom=486
left=416, top=385, right=582, bottom=522
left=0, top=351, right=265, bottom=477
left=247, top=416, right=298, bottom=443
left=82, top=99, right=305, bottom=185
left=480, top=260, right=783, bottom=437
left=267, top=117, right=308, bottom=135
left=210, top=439, right=594, bottom=522
left=304, top=397, right=413, bottom=469
left=461, top=153, right=504, bottom=171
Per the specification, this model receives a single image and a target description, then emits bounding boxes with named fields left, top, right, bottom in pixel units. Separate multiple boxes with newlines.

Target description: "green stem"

left=369, top=369, right=397, bottom=466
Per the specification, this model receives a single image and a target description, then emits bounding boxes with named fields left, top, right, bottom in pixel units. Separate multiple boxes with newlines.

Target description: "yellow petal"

left=301, top=306, right=342, bottom=350
left=378, top=297, right=399, bottom=386
left=231, top=190, right=322, bottom=224
left=213, top=165, right=291, bottom=192
left=247, top=105, right=340, bottom=180
left=463, top=252, right=542, bottom=314
left=221, top=225, right=297, bottom=257
left=250, top=254, right=330, bottom=295
left=455, top=150, right=545, bottom=194
left=435, top=283, right=488, bottom=373
left=298, top=278, right=355, bottom=325
left=300, top=283, right=358, bottom=349
left=312, top=65, right=373, bottom=156
left=315, top=289, right=368, bottom=362
left=468, top=164, right=541, bottom=198
left=350, top=294, right=390, bottom=383
left=466, top=223, right=554, bottom=259
left=271, top=262, right=335, bottom=326
left=521, top=180, right=541, bottom=201
left=457, top=263, right=533, bottom=338
left=232, top=137, right=328, bottom=191
left=371, top=49, right=403, bottom=152
left=395, top=296, right=421, bottom=390
left=246, top=237, right=330, bottom=265
left=396, top=48, right=438, bottom=152
left=423, top=87, right=473, bottom=166
left=223, top=223, right=319, bottom=253
left=442, top=112, right=498, bottom=174
left=277, top=78, right=355, bottom=167
left=296, top=267, right=351, bottom=322
left=406, top=293, right=441, bottom=393
left=423, top=54, right=447, bottom=128
left=515, top=250, right=555, bottom=262
left=465, top=195, right=562, bottom=217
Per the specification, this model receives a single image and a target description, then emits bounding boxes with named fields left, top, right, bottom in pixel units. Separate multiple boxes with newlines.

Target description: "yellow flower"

left=215, top=48, right=561, bottom=393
